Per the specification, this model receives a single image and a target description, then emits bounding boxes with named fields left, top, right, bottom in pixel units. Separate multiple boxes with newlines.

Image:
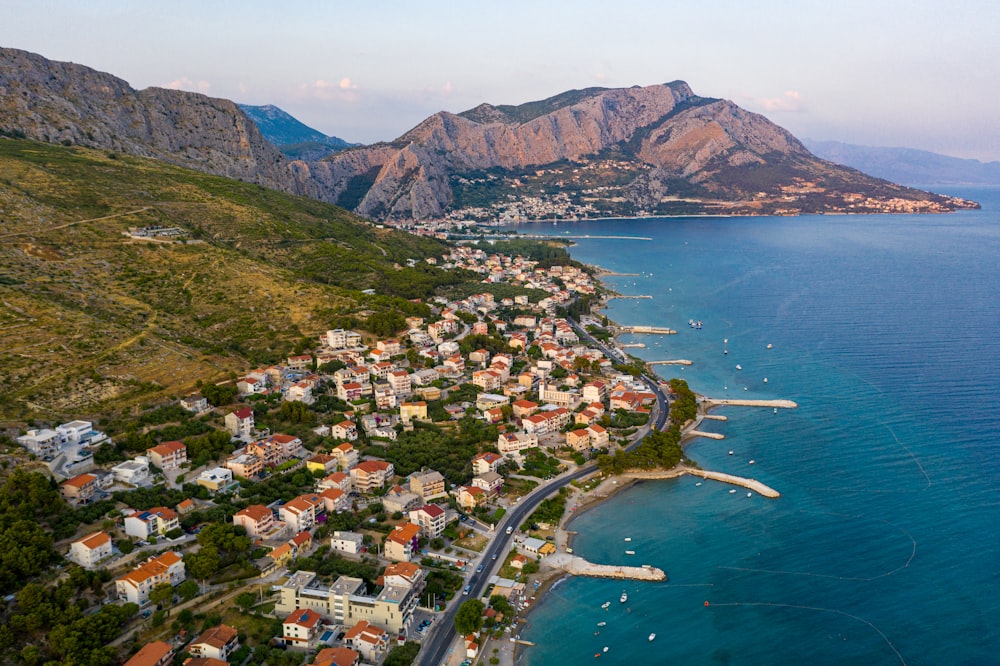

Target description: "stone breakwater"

left=703, top=398, right=798, bottom=408
left=547, top=553, right=667, bottom=581
left=618, top=468, right=781, bottom=498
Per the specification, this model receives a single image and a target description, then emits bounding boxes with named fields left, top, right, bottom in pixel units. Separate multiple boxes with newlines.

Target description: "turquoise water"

left=516, top=188, right=1000, bottom=665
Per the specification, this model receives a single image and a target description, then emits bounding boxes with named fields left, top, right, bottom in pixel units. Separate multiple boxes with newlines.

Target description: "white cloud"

left=296, top=79, right=360, bottom=102
left=756, top=90, right=806, bottom=112
left=161, top=76, right=211, bottom=94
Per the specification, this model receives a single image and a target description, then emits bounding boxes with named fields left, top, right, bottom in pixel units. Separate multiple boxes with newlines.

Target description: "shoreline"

left=512, top=257, right=789, bottom=664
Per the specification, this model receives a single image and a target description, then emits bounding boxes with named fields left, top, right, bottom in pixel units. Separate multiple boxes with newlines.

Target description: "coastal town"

left=5, top=241, right=749, bottom=666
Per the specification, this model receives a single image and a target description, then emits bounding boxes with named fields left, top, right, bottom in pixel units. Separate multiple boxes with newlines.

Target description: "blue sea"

left=515, top=187, right=1000, bottom=666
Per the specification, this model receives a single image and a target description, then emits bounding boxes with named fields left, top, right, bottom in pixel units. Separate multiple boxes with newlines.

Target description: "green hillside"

left=0, top=139, right=458, bottom=423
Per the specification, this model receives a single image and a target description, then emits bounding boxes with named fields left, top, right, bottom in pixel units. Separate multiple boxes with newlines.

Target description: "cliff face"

left=0, top=47, right=977, bottom=220
left=0, top=48, right=289, bottom=190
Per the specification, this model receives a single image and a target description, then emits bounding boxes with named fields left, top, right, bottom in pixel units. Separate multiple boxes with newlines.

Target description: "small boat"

left=763, top=377, right=768, bottom=383
left=597, top=621, right=607, bottom=627
left=749, top=460, right=756, bottom=465
left=728, top=450, right=734, bottom=455
left=624, top=537, right=632, bottom=542
left=601, top=601, right=611, bottom=610
left=767, top=343, right=773, bottom=349
left=695, top=482, right=702, bottom=486
left=729, top=489, right=737, bottom=494
left=774, top=408, right=778, bottom=414
left=604, top=647, right=609, bottom=653
left=747, top=492, right=752, bottom=498
left=620, top=591, right=628, bottom=603
left=724, top=338, right=728, bottom=344
left=648, top=633, right=656, bottom=642
left=724, top=349, right=728, bottom=355
left=736, top=364, right=742, bottom=371
left=625, top=550, right=636, bottom=555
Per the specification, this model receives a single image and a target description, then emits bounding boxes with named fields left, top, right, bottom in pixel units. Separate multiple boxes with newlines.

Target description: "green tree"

left=149, top=582, right=174, bottom=608
left=454, top=598, right=485, bottom=635
left=177, top=579, right=200, bottom=601
left=235, top=591, right=256, bottom=611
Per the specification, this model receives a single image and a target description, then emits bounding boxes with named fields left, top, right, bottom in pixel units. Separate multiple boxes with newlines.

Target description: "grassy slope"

left=0, top=139, right=449, bottom=423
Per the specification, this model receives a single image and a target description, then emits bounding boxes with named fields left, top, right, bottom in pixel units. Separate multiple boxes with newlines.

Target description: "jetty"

left=685, top=469, right=781, bottom=498
left=688, top=430, right=725, bottom=440
left=610, top=294, right=653, bottom=300
left=620, top=343, right=646, bottom=348
left=553, top=554, right=666, bottom=581
left=648, top=359, right=693, bottom=366
left=703, top=414, right=728, bottom=421
left=619, top=325, right=677, bottom=335
left=704, top=398, right=798, bottom=409
left=616, top=468, right=781, bottom=499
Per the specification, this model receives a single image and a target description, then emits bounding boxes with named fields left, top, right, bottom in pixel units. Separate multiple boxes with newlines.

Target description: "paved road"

left=418, top=319, right=670, bottom=666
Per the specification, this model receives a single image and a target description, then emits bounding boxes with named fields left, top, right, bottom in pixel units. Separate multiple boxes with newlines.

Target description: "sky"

left=2, top=0, right=999, bottom=161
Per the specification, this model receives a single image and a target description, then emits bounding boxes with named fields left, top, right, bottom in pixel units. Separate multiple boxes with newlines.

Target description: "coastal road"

left=418, top=321, right=670, bottom=666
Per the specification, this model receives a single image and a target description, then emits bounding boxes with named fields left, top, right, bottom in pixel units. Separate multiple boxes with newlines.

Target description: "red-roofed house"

left=146, top=440, right=187, bottom=470
left=330, top=421, right=359, bottom=442
left=233, top=504, right=276, bottom=539
left=454, top=485, right=487, bottom=511
left=116, top=551, right=185, bottom=606
left=350, top=460, right=394, bottom=492
left=343, top=621, right=389, bottom=664
left=408, top=504, right=447, bottom=537
left=279, top=494, right=322, bottom=533
left=314, top=646, right=360, bottom=666
left=124, top=641, right=173, bottom=666
left=69, top=530, right=112, bottom=568
left=384, top=522, right=421, bottom=562
left=472, top=451, right=503, bottom=475
left=318, top=471, right=352, bottom=493
left=224, top=408, right=255, bottom=441
left=282, top=608, right=324, bottom=648
left=381, top=561, right=425, bottom=589
left=188, top=625, right=239, bottom=662
left=60, top=473, right=98, bottom=504
left=320, top=487, right=349, bottom=512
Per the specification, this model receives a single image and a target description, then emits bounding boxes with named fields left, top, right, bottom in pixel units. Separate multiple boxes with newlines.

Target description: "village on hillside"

left=6, top=244, right=674, bottom=666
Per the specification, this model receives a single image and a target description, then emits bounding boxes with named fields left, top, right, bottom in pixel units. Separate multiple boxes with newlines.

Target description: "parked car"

left=463, top=585, right=471, bottom=595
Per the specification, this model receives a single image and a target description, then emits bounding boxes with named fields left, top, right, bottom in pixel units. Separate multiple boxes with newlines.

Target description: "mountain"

left=0, top=47, right=978, bottom=224
left=303, top=82, right=977, bottom=220
left=0, top=138, right=453, bottom=421
left=0, top=47, right=290, bottom=191
left=239, top=103, right=357, bottom=160
left=804, top=139, right=1000, bottom=187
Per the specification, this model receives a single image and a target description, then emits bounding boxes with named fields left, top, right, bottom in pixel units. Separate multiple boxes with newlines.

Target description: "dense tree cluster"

left=382, top=417, right=497, bottom=485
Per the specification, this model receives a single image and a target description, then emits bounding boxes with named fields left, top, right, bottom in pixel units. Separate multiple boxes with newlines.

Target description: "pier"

left=703, top=414, right=728, bottom=421
left=609, top=294, right=653, bottom=299
left=619, top=325, right=677, bottom=335
left=685, top=469, right=781, bottom=498
left=689, top=430, right=725, bottom=440
left=703, top=398, right=798, bottom=409
left=617, top=467, right=781, bottom=499
left=620, top=343, right=646, bottom=348
left=647, top=359, right=693, bottom=366
left=552, top=554, right=667, bottom=581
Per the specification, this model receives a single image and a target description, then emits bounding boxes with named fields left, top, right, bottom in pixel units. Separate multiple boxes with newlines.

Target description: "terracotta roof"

left=124, top=641, right=173, bottom=666
left=387, top=522, right=420, bottom=544
left=284, top=608, right=322, bottom=629
left=414, top=503, right=445, bottom=517
left=75, top=530, right=111, bottom=549
left=233, top=408, right=253, bottom=419
left=315, top=646, right=360, bottom=666
left=192, top=624, right=238, bottom=649
left=62, top=473, right=97, bottom=488
left=235, top=504, right=272, bottom=522
left=149, top=440, right=186, bottom=455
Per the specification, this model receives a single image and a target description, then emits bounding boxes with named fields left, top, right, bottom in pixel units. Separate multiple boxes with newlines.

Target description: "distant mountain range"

left=804, top=139, right=1000, bottom=187
left=0, top=46, right=978, bottom=221
left=238, top=103, right=357, bottom=160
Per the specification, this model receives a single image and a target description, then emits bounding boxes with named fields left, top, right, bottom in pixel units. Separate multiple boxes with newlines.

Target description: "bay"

left=516, top=187, right=1000, bottom=665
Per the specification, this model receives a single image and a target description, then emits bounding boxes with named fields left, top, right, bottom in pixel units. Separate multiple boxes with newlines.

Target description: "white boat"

left=624, top=537, right=632, bottom=542
left=648, top=633, right=656, bottom=642
left=620, top=591, right=628, bottom=603
left=601, top=601, right=611, bottom=610
left=774, top=408, right=778, bottom=414
left=728, top=450, right=734, bottom=455
left=724, top=338, right=728, bottom=344
left=736, top=364, right=742, bottom=371
left=763, top=377, right=768, bottom=383
left=625, top=550, right=636, bottom=555
left=729, top=489, right=737, bottom=494
left=597, top=621, right=607, bottom=627
left=767, top=343, right=773, bottom=349
left=749, top=460, right=756, bottom=465
left=695, top=482, right=702, bottom=486
left=603, top=647, right=609, bottom=653
left=747, top=492, right=752, bottom=498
